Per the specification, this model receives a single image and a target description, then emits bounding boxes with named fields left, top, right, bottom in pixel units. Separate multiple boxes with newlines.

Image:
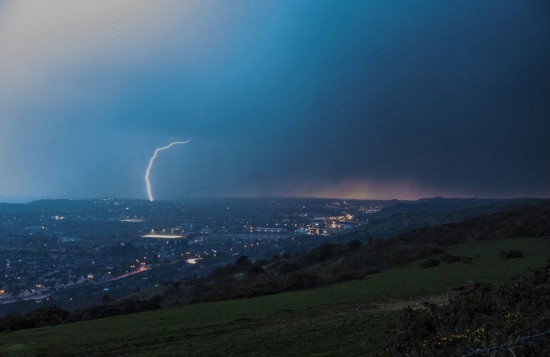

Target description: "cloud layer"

left=1, top=1, right=549, bottom=201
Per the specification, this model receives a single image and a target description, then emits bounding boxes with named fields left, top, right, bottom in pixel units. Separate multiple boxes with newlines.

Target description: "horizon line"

left=1, top=195, right=548, bottom=205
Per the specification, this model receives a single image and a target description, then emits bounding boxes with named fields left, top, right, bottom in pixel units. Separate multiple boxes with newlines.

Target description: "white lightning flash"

left=145, top=140, right=190, bottom=202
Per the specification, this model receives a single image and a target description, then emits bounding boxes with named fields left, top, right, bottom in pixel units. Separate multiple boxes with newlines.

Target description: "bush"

left=248, top=265, right=266, bottom=275
left=234, top=255, right=252, bottom=272
left=346, top=240, right=362, bottom=250
left=420, top=258, right=440, bottom=268
left=0, top=306, right=70, bottom=332
left=500, top=250, right=523, bottom=259
left=441, top=254, right=473, bottom=264
left=74, top=299, right=160, bottom=321
left=307, top=244, right=340, bottom=263
left=394, top=264, right=550, bottom=355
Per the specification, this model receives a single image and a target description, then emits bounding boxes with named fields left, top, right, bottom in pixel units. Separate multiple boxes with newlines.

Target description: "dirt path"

left=369, top=292, right=449, bottom=311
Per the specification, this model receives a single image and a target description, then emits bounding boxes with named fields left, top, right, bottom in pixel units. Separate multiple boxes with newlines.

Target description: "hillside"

left=1, top=202, right=549, bottom=355
left=397, top=261, right=550, bottom=355
left=133, top=202, right=550, bottom=306
left=1, top=237, right=549, bottom=356
left=341, top=197, right=546, bottom=241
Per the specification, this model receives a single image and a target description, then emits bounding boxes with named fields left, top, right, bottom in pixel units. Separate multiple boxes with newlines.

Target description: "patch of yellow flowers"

left=436, top=327, right=487, bottom=346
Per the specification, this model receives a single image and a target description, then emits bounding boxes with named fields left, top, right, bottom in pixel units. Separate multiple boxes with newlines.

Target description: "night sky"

left=1, top=1, right=549, bottom=201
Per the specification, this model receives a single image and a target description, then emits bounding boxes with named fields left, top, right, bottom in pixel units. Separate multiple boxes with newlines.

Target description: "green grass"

left=1, top=238, right=549, bottom=356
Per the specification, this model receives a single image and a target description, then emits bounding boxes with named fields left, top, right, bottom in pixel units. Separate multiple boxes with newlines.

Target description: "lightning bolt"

left=145, top=140, right=190, bottom=202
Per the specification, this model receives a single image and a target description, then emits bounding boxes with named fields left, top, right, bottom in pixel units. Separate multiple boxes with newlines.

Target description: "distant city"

left=0, top=197, right=385, bottom=315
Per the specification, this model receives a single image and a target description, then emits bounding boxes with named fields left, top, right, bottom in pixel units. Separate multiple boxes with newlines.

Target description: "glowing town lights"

left=145, top=140, right=190, bottom=202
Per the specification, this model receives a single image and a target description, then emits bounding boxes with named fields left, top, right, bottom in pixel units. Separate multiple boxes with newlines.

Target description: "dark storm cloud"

left=160, top=0, right=550, bottom=198
left=230, top=0, right=550, bottom=198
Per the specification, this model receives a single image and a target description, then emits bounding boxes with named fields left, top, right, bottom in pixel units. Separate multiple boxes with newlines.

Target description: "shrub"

left=500, top=250, right=523, bottom=259
left=234, top=255, right=252, bottom=272
left=441, top=254, right=473, bottom=264
left=346, top=240, right=362, bottom=250
left=394, top=264, right=550, bottom=355
left=0, top=306, right=71, bottom=332
left=420, top=258, right=440, bottom=268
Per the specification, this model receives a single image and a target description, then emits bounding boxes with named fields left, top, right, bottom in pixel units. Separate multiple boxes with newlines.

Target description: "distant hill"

left=392, top=201, right=550, bottom=245
left=374, top=197, right=536, bottom=218
left=334, top=197, right=546, bottom=242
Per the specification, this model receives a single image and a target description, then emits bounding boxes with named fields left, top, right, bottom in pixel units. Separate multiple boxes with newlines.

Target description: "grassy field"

left=1, top=238, right=549, bottom=356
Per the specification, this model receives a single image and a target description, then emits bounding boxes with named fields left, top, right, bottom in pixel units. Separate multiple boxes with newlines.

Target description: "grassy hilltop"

left=2, top=237, right=550, bottom=356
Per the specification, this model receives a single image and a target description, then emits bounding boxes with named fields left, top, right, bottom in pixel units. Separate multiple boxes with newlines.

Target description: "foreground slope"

left=1, top=238, right=549, bottom=356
